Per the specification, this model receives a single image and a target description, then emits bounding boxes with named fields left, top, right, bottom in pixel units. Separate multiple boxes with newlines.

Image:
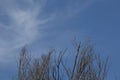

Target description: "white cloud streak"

left=46, top=0, right=96, bottom=24
left=0, top=0, right=52, bottom=63
left=0, top=0, right=96, bottom=64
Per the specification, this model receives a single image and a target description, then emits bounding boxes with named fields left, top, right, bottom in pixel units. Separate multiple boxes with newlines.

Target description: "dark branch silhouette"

left=17, top=41, right=108, bottom=80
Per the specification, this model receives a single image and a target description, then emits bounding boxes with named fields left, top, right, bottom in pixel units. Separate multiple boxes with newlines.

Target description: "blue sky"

left=0, top=0, right=120, bottom=80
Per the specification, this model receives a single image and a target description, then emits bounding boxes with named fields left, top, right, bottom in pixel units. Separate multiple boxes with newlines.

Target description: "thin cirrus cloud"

left=0, top=0, right=53, bottom=63
left=0, top=0, right=95, bottom=63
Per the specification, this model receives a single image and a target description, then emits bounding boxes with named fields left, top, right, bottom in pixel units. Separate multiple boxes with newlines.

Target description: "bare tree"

left=17, top=41, right=108, bottom=80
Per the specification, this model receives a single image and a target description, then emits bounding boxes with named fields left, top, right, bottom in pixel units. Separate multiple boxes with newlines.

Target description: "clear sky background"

left=0, top=0, right=120, bottom=80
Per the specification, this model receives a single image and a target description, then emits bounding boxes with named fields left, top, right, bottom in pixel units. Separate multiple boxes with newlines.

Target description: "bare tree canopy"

left=17, top=42, right=108, bottom=80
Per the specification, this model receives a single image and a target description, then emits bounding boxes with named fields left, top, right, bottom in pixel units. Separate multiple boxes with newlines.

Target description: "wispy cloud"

left=0, top=0, right=53, bottom=63
left=0, top=0, right=96, bottom=64
left=49, top=0, right=96, bottom=21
